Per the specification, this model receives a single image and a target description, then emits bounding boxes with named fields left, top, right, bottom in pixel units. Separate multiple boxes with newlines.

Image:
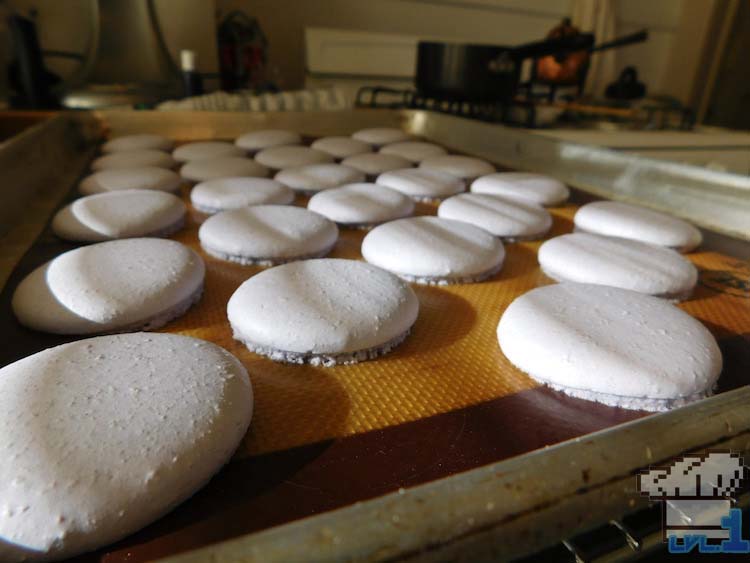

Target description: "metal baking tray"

left=0, top=109, right=749, bottom=563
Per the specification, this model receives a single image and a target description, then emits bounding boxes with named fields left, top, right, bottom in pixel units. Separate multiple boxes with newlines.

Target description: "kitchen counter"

left=0, top=111, right=57, bottom=141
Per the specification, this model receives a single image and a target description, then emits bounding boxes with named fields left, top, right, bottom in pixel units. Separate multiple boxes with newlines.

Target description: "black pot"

left=416, top=43, right=516, bottom=103
left=416, top=30, right=646, bottom=104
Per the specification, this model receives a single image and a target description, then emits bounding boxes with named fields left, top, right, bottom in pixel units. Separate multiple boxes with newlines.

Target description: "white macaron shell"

left=351, top=128, right=410, bottom=146
left=102, top=134, right=173, bottom=153
left=311, top=137, right=372, bottom=159
left=471, top=172, right=570, bottom=207
left=420, top=155, right=495, bottom=179
left=91, top=150, right=177, bottom=171
left=235, top=130, right=302, bottom=152
left=307, top=183, right=414, bottom=226
left=438, top=193, right=552, bottom=239
left=340, top=153, right=412, bottom=176
left=0, top=332, right=252, bottom=561
left=574, top=201, right=702, bottom=252
left=497, top=283, right=722, bottom=409
left=12, top=239, right=205, bottom=334
left=180, top=157, right=269, bottom=182
left=362, top=216, right=505, bottom=281
left=376, top=168, right=465, bottom=201
left=199, top=206, right=338, bottom=261
left=79, top=167, right=182, bottom=195
left=274, top=164, right=365, bottom=193
left=255, top=146, right=334, bottom=170
left=538, top=233, right=698, bottom=298
left=379, top=141, right=447, bottom=163
left=190, top=178, right=294, bottom=213
left=52, top=190, right=186, bottom=241
left=227, top=258, right=419, bottom=354
left=172, top=141, right=244, bottom=162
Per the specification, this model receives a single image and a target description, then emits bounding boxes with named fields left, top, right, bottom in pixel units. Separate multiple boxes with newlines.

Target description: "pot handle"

left=590, top=29, right=648, bottom=53
left=509, top=33, right=594, bottom=61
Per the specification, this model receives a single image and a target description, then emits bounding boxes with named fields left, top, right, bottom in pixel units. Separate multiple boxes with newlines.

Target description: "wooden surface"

left=0, top=113, right=99, bottom=289
left=0, top=110, right=56, bottom=140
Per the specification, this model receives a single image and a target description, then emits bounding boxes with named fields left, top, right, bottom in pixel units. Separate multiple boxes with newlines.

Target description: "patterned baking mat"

left=162, top=185, right=750, bottom=458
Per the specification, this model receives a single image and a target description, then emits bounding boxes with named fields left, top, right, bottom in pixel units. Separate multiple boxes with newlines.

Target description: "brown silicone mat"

left=1, top=140, right=750, bottom=562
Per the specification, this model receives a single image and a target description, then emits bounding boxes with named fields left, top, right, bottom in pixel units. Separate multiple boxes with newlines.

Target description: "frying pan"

left=416, top=30, right=647, bottom=103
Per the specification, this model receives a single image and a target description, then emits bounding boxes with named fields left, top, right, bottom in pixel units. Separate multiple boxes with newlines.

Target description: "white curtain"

left=571, top=0, right=618, bottom=98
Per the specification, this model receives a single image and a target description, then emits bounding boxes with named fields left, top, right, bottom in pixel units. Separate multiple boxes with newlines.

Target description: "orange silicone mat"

left=162, top=185, right=750, bottom=458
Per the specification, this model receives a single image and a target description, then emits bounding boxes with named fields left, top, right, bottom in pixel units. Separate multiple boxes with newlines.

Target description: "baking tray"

left=0, top=110, right=749, bottom=562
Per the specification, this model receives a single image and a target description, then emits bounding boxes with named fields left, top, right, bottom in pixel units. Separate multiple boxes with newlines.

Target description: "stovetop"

left=355, top=86, right=694, bottom=131
left=355, top=86, right=537, bottom=126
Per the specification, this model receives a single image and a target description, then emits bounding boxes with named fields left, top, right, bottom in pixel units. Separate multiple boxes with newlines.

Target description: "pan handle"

left=509, top=33, right=595, bottom=61
left=590, top=29, right=648, bottom=53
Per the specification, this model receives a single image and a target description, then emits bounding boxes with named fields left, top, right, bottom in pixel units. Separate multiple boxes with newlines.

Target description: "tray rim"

left=163, top=386, right=750, bottom=563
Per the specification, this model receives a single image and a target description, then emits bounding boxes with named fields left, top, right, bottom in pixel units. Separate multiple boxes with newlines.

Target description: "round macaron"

left=172, top=141, right=244, bottom=163
left=101, top=133, right=173, bottom=153
left=91, top=150, right=177, bottom=171
left=538, top=233, right=698, bottom=300
left=497, top=283, right=722, bottom=411
left=376, top=168, right=465, bottom=202
left=79, top=167, right=182, bottom=195
left=352, top=127, right=410, bottom=147
left=227, top=258, right=419, bottom=365
left=235, top=129, right=302, bottom=153
left=574, top=201, right=702, bottom=253
left=274, top=164, right=366, bottom=195
left=471, top=172, right=570, bottom=207
left=52, top=190, right=186, bottom=242
left=190, top=177, right=294, bottom=214
left=438, top=193, right=552, bottom=241
left=12, top=238, right=205, bottom=335
left=420, top=155, right=495, bottom=180
left=199, top=205, right=339, bottom=265
left=379, top=141, right=447, bottom=163
left=311, top=136, right=372, bottom=160
left=255, top=146, right=334, bottom=170
left=340, top=153, right=412, bottom=178
left=180, top=157, right=269, bottom=183
left=307, top=183, right=414, bottom=228
left=362, top=216, right=505, bottom=285
left=0, top=332, right=252, bottom=562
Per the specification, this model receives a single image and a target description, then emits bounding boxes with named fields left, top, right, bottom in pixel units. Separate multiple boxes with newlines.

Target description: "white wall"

left=613, top=0, right=684, bottom=95
left=217, top=0, right=572, bottom=89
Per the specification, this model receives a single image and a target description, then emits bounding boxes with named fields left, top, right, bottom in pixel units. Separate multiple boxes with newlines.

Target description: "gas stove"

left=355, top=85, right=694, bottom=131
left=355, top=86, right=537, bottom=126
